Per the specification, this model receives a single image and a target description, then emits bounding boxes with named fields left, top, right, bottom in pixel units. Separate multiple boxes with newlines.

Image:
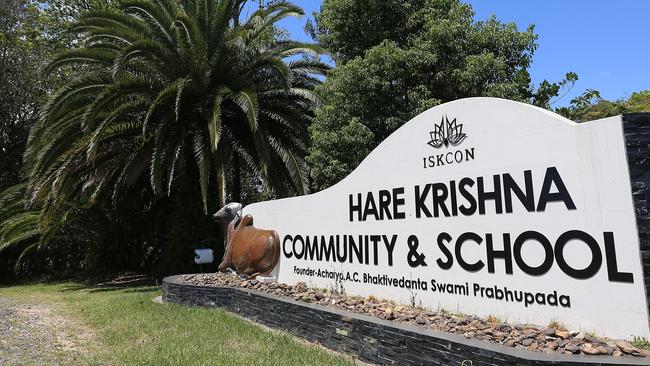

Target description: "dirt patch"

left=0, top=296, right=98, bottom=365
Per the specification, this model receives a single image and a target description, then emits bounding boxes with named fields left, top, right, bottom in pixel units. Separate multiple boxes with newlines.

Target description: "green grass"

left=0, top=284, right=353, bottom=366
left=632, top=335, right=650, bottom=350
left=546, top=319, right=568, bottom=331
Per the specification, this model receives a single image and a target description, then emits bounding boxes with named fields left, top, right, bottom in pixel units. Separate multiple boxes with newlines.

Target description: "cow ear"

left=241, top=215, right=254, bottom=227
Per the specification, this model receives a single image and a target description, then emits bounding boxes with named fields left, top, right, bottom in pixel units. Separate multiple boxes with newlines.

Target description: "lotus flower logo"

left=427, top=116, right=467, bottom=149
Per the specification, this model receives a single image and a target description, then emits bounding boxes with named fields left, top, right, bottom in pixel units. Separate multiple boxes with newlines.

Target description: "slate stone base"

left=163, top=275, right=648, bottom=366
left=623, top=113, right=650, bottom=323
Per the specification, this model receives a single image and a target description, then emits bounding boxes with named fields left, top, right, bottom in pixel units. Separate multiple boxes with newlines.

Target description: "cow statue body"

left=212, top=203, right=280, bottom=278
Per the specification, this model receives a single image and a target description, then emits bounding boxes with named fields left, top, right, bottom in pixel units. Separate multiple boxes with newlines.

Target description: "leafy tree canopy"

left=0, top=0, right=127, bottom=280
left=1, top=0, right=328, bottom=279
left=557, top=89, right=650, bottom=122
left=308, top=0, right=578, bottom=190
left=24, top=0, right=327, bottom=228
left=0, top=0, right=115, bottom=192
left=0, top=0, right=50, bottom=191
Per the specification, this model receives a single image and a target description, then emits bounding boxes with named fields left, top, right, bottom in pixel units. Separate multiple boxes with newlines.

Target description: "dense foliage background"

left=1, top=0, right=648, bottom=282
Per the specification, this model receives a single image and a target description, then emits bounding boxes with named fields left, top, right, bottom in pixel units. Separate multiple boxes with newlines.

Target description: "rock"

left=574, top=332, right=585, bottom=340
left=543, top=328, right=556, bottom=336
left=521, top=338, right=534, bottom=346
left=615, top=341, right=640, bottom=355
left=498, top=324, right=512, bottom=332
left=314, top=292, right=324, bottom=300
left=381, top=306, right=396, bottom=320
left=505, top=339, right=516, bottom=347
left=596, top=346, right=612, bottom=355
left=547, top=341, right=558, bottom=351
left=522, top=329, right=537, bottom=338
left=564, top=343, right=580, bottom=354
left=464, top=331, right=475, bottom=339
left=555, top=330, right=570, bottom=340
left=613, top=350, right=623, bottom=356
left=582, top=344, right=601, bottom=355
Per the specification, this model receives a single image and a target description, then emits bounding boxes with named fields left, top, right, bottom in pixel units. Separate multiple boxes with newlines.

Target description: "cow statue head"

left=212, top=202, right=242, bottom=224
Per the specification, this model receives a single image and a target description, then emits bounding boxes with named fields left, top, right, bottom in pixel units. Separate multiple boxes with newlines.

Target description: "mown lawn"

left=0, top=283, right=354, bottom=366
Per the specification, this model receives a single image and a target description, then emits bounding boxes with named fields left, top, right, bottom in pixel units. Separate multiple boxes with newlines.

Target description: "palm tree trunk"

left=233, top=154, right=241, bottom=203
left=216, top=152, right=226, bottom=208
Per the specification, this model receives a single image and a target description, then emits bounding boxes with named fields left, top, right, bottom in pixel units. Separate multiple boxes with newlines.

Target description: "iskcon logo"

left=422, top=115, right=474, bottom=169
left=427, top=115, right=467, bottom=149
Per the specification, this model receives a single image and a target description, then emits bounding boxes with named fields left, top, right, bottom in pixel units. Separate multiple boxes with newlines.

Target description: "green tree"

left=0, top=0, right=125, bottom=280
left=38, top=0, right=118, bottom=46
left=0, top=0, right=120, bottom=193
left=25, top=0, right=327, bottom=226
left=1, top=0, right=327, bottom=280
left=308, top=0, right=577, bottom=190
left=309, top=0, right=415, bottom=63
left=0, top=0, right=50, bottom=191
left=624, top=90, right=650, bottom=113
left=556, top=89, right=650, bottom=122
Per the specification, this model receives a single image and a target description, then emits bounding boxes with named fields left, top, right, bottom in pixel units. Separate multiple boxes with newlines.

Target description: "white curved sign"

left=244, top=97, right=649, bottom=339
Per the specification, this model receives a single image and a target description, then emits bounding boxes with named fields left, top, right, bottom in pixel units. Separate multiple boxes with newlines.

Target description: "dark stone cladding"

left=623, top=113, right=650, bottom=323
left=163, top=275, right=649, bottom=366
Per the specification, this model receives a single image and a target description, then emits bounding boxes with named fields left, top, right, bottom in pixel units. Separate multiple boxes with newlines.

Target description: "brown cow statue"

left=212, top=203, right=280, bottom=278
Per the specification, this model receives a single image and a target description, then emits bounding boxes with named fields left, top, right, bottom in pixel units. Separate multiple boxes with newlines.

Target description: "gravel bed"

left=180, top=272, right=650, bottom=358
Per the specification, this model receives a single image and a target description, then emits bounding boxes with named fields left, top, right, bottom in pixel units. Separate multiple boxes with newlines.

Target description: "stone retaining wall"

left=163, top=275, right=648, bottom=366
left=623, top=113, right=650, bottom=323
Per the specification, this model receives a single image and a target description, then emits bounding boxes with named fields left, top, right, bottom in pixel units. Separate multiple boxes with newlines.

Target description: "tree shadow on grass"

left=60, top=285, right=161, bottom=294
left=58, top=275, right=161, bottom=294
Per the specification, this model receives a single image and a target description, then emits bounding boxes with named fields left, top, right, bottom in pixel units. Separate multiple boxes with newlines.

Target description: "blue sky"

left=260, top=0, right=650, bottom=107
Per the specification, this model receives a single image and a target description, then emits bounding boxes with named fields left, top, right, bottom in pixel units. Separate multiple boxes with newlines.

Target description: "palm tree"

left=0, top=184, right=40, bottom=257
left=24, top=0, right=328, bottom=224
